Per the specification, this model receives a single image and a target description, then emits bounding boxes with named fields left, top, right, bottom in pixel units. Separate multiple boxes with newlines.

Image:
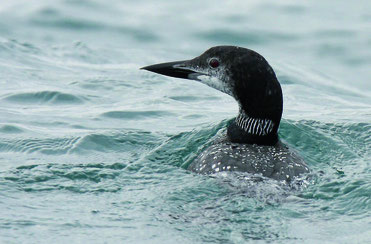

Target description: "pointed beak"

left=141, top=60, right=201, bottom=80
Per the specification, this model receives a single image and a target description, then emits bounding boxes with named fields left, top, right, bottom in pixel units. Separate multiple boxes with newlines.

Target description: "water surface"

left=0, top=0, right=370, bottom=243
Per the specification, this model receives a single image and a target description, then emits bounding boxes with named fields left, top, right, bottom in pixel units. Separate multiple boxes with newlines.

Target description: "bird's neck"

left=227, top=112, right=279, bottom=145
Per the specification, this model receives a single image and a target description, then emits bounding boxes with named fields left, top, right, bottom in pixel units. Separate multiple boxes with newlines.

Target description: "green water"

left=0, top=0, right=370, bottom=243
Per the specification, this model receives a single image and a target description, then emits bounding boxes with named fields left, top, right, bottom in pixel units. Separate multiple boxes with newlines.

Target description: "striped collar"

left=235, top=113, right=274, bottom=136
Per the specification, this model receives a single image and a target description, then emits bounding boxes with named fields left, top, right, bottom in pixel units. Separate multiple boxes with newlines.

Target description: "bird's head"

left=142, top=46, right=283, bottom=144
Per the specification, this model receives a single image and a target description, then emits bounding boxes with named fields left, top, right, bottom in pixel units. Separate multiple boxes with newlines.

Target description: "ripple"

left=0, top=39, right=42, bottom=55
left=198, top=29, right=298, bottom=44
left=0, top=131, right=164, bottom=155
left=70, top=133, right=128, bottom=153
left=2, top=162, right=128, bottom=193
left=280, top=120, right=371, bottom=168
left=168, top=95, right=219, bottom=102
left=144, top=120, right=228, bottom=169
left=71, top=131, right=163, bottom=154
left=0, top=124, right=24, bottom=134
left=3, top=91, right=85, bottom=105
left=0, top=137, right=80, bottom=154
left=101, top=110, right=176, bottom=120
left=30, top=8, right=159, bottom=42
left=314, top=29, right=356, bottom=38
left=31, top=15, right=105, bottom=31
left=276, top=74, right=297, bottom=85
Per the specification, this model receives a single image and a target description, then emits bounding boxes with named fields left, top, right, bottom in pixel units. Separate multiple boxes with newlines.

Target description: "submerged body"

left=189, top=138, right=309, bottom=182
left=142, top=46, right=310, bottom=182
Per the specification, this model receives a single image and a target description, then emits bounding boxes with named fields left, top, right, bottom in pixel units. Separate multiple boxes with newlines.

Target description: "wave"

left=101, top=110, right=176, bottom=120
left=0, top=130, right=164, bottom=154
left=2, top=91, right=85, bottom=105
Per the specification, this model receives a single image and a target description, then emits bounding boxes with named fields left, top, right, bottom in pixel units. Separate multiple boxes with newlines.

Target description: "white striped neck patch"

left=235, top=113, right=274, bottom=136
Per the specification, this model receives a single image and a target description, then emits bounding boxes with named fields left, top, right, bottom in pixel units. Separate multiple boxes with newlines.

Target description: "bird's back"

left=189, top=138, right=309, bottom=182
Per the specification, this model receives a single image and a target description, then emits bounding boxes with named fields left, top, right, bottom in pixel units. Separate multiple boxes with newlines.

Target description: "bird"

left=141, top=46, right=309, bottom=182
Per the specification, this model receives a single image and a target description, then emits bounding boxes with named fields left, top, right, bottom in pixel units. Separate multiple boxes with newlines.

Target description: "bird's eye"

left=209, top=58, right=220, bottom=68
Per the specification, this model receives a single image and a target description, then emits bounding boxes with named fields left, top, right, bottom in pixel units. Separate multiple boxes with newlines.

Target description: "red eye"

left=209, top=58, right=220, bottom=68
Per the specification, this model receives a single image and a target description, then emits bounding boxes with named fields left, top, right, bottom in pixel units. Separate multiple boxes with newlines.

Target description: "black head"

left=142, top=46, right=283, bottom=145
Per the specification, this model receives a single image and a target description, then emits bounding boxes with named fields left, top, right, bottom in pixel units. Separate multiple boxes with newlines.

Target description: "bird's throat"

left=227, top=113, right=279, bottom=145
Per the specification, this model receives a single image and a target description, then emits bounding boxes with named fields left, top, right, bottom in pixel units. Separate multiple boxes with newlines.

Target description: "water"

left=0, top=0, right=370, bottom=243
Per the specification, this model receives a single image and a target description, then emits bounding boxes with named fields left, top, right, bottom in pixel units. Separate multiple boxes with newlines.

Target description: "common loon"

left=142, top=46, right=309, bottom=182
